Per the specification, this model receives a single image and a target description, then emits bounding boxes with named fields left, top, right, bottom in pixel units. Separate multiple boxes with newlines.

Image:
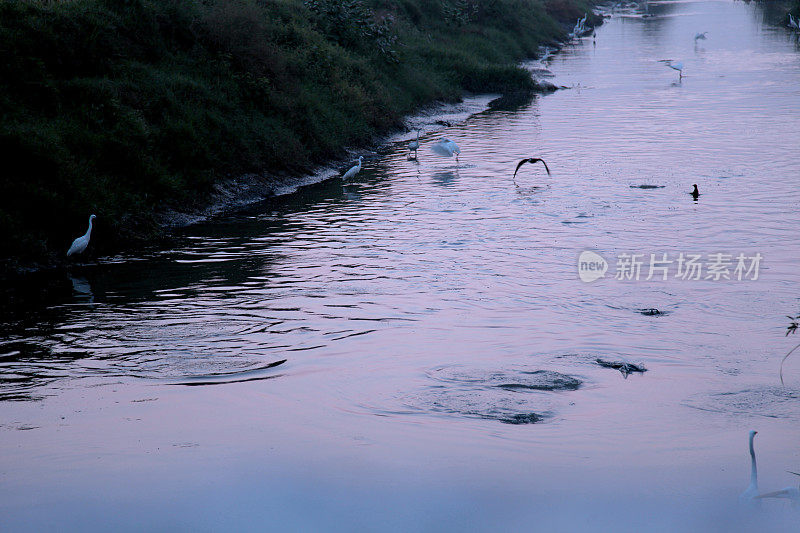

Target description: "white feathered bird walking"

left=67, top=214, right=96, bottom=257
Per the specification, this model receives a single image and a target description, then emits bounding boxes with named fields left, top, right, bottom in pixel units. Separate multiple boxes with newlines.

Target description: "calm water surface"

left=3, top=1, right=800, bottom=530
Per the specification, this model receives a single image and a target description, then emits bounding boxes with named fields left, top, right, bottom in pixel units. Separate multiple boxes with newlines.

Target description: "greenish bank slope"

left=0, top=0, right=595, bottom=273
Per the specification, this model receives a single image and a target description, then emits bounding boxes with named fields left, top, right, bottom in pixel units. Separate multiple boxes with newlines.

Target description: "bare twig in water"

left=780, top=314, right=800, bottom=386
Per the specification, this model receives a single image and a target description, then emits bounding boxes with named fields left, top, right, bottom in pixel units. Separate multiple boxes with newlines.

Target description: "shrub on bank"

left=0, top=0, right=594, bottom=272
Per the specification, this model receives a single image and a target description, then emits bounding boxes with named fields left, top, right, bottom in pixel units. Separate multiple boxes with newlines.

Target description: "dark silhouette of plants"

left=303, top=0, right=398, bottom=61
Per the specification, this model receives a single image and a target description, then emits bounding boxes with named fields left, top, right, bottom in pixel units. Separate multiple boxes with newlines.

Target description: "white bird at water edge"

left=67, top=214, right=96, bottom=257
left=342, top=156, right=363, bottom=180
left=408, top=130, right=420, bottom=160
left=431, top=138, right=460, bottom=161
left=739, top=430, right=760, bottom=503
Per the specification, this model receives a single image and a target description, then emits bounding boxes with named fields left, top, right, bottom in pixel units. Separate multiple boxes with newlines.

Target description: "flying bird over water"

left=694, top=32, right=708, bottom=42
left=739, top=430, right=760, bottom=503
left=342, top=156, right=363, bottom=180
left=431, top=138, right=461, bottom=161
left=513, top=158, right=551, bottom=183
left=67, top=214, right=96, bottom=257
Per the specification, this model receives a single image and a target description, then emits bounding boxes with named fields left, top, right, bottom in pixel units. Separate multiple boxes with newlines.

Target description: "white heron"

left=739, top=430, right=760, bottom=503
left=342, top=156, right=363, bottom=180
left=408, top=130, right=420, bottom=160
left=431, top=138, right=460, bottom=161
left=664, top=60, right=684, bottom=79
left=67, top=214, right=96, bottom=257
left=789, top=14, right=800, bottom=30
left=694, top=32, right=708, bottom=42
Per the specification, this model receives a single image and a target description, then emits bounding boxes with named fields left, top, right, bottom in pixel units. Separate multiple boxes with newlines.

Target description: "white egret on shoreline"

left=67, top=214, right=96, bottom=257
left=408, top=130, right=420, bottom=160
left=739, top=430, right=759, bottom=503
left=789, top=14, right=799, bottom=31
left=431, top=138, right=460, bottom=162
left=342, top=156, right=363, bottom=180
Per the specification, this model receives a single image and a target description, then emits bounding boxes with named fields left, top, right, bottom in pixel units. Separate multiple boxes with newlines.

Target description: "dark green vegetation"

left=0, top=0, right=595, bottom=272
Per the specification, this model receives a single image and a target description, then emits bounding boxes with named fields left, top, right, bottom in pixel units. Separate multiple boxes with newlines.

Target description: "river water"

left=2, top=1, right=800, bottom=530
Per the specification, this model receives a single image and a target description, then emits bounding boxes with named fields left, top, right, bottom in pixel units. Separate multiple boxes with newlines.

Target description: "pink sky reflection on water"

left=2, top=1, right=800, bottom=530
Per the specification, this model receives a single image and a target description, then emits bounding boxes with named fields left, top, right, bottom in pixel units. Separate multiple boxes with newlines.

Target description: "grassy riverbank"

left=0, top=0, right=595, bottom=273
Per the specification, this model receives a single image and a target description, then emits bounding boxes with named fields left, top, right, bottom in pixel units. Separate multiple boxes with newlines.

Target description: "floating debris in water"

left=595, top=359, right=647, bottom=378
left=174, top=359, right=287, bottom=386
left=406, top=366, right=584, bottom=424
left=630, top=185, right=665, bottom=189
left=639, top=308, right=666, bottom=316
left=429, top=367, right=582, bottom=391
left=410, top=388, right=550, bottom=425
left=500, top=413, right=543, bottom=425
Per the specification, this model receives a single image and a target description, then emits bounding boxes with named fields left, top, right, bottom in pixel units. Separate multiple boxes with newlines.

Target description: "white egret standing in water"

left=739, top=430, right=760, bottom=503
left=408, top=130, right=420, bottom=160
left=67, top=214, right=96, bottom=257
left=789, top=14, right=800, bottom=31
left=431, top=138, right=460, bottom=162
left=342, top=156, right=363, bottom=180
left=664, top=60, right=684, bottom=79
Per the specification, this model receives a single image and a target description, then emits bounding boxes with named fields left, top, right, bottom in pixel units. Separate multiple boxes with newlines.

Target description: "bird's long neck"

left=85, top=218, right=93, bottom=238
left=749, top=434, right=758, bottom=487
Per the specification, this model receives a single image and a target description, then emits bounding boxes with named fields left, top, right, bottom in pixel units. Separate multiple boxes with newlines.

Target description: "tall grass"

left=0, top=0, right=594, bottom=272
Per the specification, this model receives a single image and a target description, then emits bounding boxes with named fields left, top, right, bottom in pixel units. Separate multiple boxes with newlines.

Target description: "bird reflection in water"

left=69, top=275, right=94, bottom=303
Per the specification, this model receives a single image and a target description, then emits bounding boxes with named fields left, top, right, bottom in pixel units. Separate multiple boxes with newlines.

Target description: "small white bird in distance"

left=342, top=156, right=363, bottom=180
left=694, top=32, right=708, bottom=42
left=67, top=214, right=96, bottom=257
left=408, top=130, right=420, bottom=159
left=431, top=138, right=460, bottom=161
left=739, top=430, right=760, bottom=503
left=789, top=14, right=800, bottom=30
left=664, top=60, right=684, bottom=79
left=513, top=158, right=551, bottom=184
